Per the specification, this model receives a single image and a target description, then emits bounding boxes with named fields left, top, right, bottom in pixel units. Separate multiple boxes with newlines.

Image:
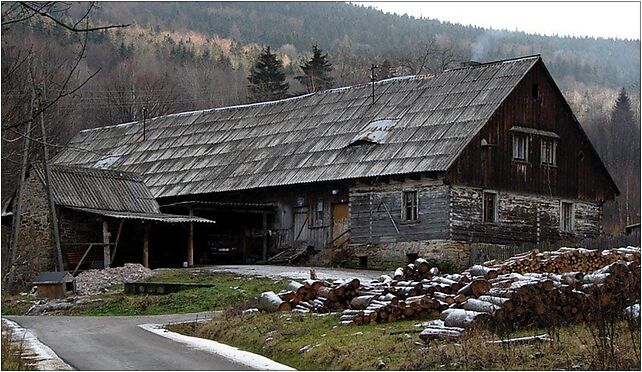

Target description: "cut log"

left=462, top=298, right=499, bottom=314
left=258, top=291, right=292, bottom=312
left=469, top=265, right=499, bottom=280
left=350, top=295, right=375, bottom=309
left=457, top=279, right=491, bottom=297
left=443, top=309, right=493, bottom=328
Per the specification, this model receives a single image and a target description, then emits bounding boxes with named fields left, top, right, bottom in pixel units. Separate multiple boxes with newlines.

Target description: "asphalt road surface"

left=6, top=312, right=254, bottom=370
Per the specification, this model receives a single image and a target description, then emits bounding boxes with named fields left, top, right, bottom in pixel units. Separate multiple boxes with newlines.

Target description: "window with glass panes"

left=402, top=191, right=418, bottom=221
left=541, top=139, right=557, bottom=165
left=513, top=135, right=528, bottom=161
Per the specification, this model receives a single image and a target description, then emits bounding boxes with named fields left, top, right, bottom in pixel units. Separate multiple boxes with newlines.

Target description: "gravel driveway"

left=195, top=264, right=388, bottom=283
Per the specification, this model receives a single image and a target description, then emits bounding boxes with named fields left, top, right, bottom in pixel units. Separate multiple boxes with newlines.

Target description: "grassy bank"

left=68, top=272, right=285, bottom=316
left=3, top=271, right=285, bottom=316
left=168, top=311, right=641, bottom=370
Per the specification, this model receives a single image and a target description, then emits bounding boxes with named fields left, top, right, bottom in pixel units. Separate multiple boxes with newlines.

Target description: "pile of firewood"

left=256, top=246, right=640, bottom=338
left=482, top=247, right=640, bottom=275
left=258, top=278, right=362, bottom=313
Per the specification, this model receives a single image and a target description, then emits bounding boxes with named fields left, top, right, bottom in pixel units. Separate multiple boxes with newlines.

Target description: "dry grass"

left=168, top=311, right=641, bottom=370
left=1, top=324, right=36, bottom=371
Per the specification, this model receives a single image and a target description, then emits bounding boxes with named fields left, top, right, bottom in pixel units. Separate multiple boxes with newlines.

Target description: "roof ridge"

left=50, top=164, right=142, bottom=179
left=77, top=55, right=539, bottom=136
left=444, top=54, right=541, bottom=72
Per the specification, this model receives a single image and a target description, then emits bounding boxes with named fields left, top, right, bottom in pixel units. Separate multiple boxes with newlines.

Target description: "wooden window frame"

left=401, top=190, right=419, bottom=222
left=313, top=199, right=324, bottom=227
left=560, top=201, right=574, bottom=232
left=482, top=190, right=498, bottom=224
left=512, top=134, right=529, bottom=162
left=541, top=138, right=557, bottom=166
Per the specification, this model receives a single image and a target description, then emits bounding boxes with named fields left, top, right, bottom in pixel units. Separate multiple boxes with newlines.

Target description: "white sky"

left=356, top=1, right=641, bottom=40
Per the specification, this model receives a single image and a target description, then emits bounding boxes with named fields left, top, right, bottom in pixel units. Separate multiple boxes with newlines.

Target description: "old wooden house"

left=34, top=55, right=618, bottom=269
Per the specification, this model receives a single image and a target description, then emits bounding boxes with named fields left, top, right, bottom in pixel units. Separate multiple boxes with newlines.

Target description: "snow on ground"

left=1, top=318, right=74, bottom=371
left=197, top=265, right=387, bottom=283
left=139, top=323, right=295, bottom=370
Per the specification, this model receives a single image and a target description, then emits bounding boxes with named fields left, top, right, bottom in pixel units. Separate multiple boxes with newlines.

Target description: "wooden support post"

left=102, top=220, right=111, bottom=269
left=143, top=223, right=150, bottom=268
left=187, top=209, right=194, bottom=267
left=262, top=212, right=268, bottom=262
left=110, top=220, right=124, bottom=263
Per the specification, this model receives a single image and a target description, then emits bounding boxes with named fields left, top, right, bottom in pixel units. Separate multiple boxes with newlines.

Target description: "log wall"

left=349, top=178, right=450, bottom=245
left=449, top=185, right=602, bottom=245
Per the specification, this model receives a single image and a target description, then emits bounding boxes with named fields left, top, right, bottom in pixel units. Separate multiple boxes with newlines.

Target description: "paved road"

left=6, top=312, right=253, bottom=370
left=197, top=264, right=388, bottom=282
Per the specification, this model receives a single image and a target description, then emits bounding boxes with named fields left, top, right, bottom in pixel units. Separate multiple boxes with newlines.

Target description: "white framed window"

left=512, top=134, right=528, bottom=161
left=482, top=191, right=498, bottom=223
left=541, top=139, right=557, bottom=165
left=560, top=201, right=574, bottom=232
left=402, top=191, right=418, bottom=221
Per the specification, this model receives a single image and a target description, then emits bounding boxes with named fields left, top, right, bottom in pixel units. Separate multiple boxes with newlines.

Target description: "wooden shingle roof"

left=53, top=56, right=540, bottom=198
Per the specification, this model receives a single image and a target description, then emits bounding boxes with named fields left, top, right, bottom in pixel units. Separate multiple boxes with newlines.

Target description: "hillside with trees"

left=1, top=1, right=639, bottom=231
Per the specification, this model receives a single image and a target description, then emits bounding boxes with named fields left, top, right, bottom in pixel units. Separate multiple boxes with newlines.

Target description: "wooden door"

left=293, top=207, right=309, bottom=243
left=331, top=203, right=350, bottom=247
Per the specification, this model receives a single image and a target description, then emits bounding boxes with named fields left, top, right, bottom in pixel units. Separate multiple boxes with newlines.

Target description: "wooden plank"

left=143, top=223, right=150, bottom=268
left=102, top=220, right=110, bottom=268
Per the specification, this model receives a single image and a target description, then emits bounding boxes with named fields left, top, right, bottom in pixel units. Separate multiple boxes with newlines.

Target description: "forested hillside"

left=2, top=1, right=640, bottom=231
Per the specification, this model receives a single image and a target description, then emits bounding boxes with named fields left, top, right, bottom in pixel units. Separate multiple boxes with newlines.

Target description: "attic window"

left=350, top=119, right=398, bottom=145
left=532, top=84, right=540, bottom=99
left=94, top=155, right=120, bottom=169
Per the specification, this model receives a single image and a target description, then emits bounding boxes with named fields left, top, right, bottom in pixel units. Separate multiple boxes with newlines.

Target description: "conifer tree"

left=297, top=44, right=334, bottom=93
left=247, top=46, right=289, bottom=101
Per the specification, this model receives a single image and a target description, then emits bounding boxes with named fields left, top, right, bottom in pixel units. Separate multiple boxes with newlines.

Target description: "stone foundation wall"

left=11, top=171, right=55, bottom=291
left=341, top=240, right=471, bottom=270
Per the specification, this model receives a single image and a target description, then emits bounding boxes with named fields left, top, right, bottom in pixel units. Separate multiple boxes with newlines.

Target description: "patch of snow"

left=1, top=318, right=74, bottom=371
left=139, top=323, right=295, bottom=370
left=79, top=121, right=137, bottom=133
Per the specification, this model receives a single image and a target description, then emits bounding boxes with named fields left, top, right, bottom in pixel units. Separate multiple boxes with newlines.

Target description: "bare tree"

left=397, top=37, right=460, bottom=76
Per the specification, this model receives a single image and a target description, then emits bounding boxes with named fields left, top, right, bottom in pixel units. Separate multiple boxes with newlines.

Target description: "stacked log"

left=483, top=247, right=641, bottom=275
left=257, top=246, right=640, bottom=337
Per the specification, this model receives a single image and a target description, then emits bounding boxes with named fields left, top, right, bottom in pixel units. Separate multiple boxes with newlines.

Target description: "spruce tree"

left=297, top=44, right=334, bottom=93
left=608, top=87, right=640, bottom=226
left=247, top=46, right=289, bottom=101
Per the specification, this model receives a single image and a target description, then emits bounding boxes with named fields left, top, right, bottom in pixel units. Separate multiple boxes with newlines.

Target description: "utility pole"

left=142, top=106, right=147, bottom=141
left=38, top=82, right=64, bottom=271
left=370, top=64, right=378, bottom=105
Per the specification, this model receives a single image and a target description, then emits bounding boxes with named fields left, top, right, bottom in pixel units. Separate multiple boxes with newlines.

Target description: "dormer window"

left=349, top=119, right=398, bottom=145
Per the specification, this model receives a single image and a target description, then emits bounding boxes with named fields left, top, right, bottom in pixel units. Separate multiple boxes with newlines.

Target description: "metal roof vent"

left=349, top=119, right=398, bottom=145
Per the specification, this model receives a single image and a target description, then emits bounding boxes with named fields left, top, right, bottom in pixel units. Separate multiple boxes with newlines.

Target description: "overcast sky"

left=356, top=1, right=641, bottom=40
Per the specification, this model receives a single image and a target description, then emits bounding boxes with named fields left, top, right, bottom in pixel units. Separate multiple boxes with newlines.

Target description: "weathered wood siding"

left=446, top=60, right=617, bottom=202
left=350, top=179, right=449, bottom=245
left=449, top=185, right=602, bottom=245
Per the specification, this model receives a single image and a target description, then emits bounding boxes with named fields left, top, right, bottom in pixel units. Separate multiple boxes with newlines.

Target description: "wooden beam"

left=72, top=243, right=94, bottom=276
left=102, top=220, right=110, bottom=269
left=110, top=220, right=124, bottom=263
left=187, top=209, right=194, bottom=267
left=143, top=223, right=150, bottom=268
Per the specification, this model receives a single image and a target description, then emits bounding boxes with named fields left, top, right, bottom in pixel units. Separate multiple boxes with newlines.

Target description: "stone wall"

left=11, top=171, right=55, bottom=291
left=342, top=239, right=470, bottom=270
